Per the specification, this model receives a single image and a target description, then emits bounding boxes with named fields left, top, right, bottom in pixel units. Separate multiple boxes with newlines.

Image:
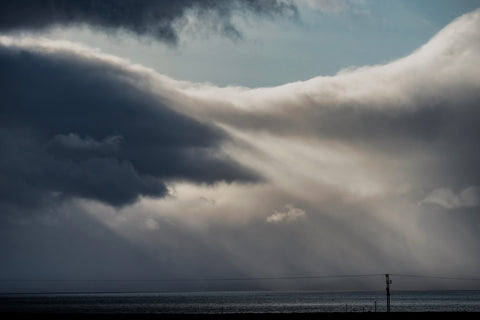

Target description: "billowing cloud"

left=0, top=0, right=297, bottom=44
left=266, top=204, right=306, bottom=223
left=0, top=41, right=257, bottom=213
left=144, top=218, right=159, bottom=231
left=1, top=8, right=480, bottom=292
left=173, top=8, right=480, bottom=200
left=422, top=187, right=480, bottom=210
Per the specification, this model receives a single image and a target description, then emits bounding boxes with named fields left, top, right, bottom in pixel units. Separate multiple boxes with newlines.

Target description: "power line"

left=2, top=273, right=480, bottom=283
left=392, top=274, right=480, bottom=281
left=0, top=274, right=384, bottom=283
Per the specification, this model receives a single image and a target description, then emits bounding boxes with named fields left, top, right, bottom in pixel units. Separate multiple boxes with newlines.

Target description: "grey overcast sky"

left=1, top=0, right=480, bottom=293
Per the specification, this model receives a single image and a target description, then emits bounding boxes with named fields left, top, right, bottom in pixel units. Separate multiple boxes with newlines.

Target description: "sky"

left=1, top=0, right=480, bottom=293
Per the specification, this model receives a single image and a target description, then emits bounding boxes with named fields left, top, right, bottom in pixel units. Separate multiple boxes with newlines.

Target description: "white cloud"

left=422, top=186, right=480, bottom=210
left=266, top=204, right=306, bottom=223
left=144, top=218, right=159, bottom=230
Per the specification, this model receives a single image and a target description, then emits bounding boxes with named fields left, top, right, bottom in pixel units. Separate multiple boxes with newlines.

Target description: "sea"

left=1, top=290, right=480, bottom=314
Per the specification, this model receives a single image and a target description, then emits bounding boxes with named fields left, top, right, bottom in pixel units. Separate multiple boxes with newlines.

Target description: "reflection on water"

left=1, top=290, right=480, bottom=313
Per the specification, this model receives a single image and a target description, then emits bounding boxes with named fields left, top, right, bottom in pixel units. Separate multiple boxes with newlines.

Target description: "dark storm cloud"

left=0, top=46, right=258, bottom=212
left=0, top=0, right=297, bottom=44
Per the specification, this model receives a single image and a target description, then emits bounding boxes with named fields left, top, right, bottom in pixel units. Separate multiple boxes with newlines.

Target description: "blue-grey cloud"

left=0, top=0, right=297, bottom=44
left=0, top=45, right=258, bottom=212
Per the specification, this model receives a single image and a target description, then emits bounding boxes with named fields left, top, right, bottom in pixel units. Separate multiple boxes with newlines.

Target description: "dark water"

left=1, top=290, right=480, bottom=313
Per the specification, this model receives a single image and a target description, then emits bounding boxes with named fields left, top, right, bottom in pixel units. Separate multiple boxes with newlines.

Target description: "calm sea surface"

left=1, top=290, right=480, bottom=313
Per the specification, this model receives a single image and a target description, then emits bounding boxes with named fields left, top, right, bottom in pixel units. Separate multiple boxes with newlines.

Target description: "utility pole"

left=385, top=274, right=392, bottom=312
